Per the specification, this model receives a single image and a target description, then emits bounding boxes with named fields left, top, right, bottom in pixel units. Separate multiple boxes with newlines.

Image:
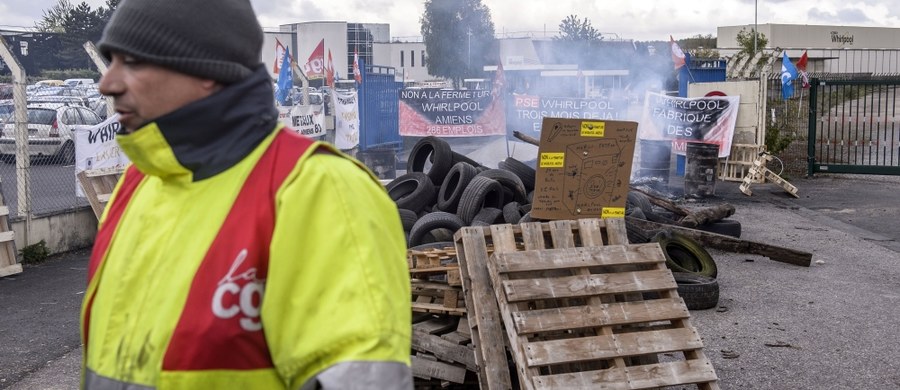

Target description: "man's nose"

left=98, top=62, right=123, bottom=96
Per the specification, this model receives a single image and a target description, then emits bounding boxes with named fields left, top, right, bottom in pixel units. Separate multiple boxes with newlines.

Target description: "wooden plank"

left=411, top=302, right=467, bottom=316
left=412, top=330, right=478, bottom=371
left=413, top=317, right=457, bottom=335
left=440, top=331, right=471, bottom=345
left=0, top=263, right=23, bottom=278
left=763, top=167, right=800, bottom=198
left=525, top=327, right=704, bottom=367
left=626, top=216, right=812, bottom=267
left=454, top=226, right=513, bottom=390
left=492, top=244, right=664, bottom=273
left=0, top=206, right=8, bottom=216
left=501, top=268, right=677, bottom=302
left=411, top=355, right=468, bottom=384
left=0, top=230, right=14, bottom=243
left=533, top=357, right=719, bottom=390
left=96, top=194, right=111, bottom=203
left=512, top=297, right=690, bottom=335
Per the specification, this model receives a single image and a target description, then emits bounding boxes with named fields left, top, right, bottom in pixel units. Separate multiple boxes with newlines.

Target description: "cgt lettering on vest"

left=212, top=249, right=264, bottom=332
left=87, top=121, right=120, bottom=144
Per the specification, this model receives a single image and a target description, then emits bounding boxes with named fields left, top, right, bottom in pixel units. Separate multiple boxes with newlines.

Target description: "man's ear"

left=201, top=79, right=221, bottom=92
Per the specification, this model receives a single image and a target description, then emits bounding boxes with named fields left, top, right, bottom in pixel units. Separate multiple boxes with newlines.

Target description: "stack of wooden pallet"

left=0, top=179, right=19, bottom=277
left=408, top=245, right=479, bottom=387
left=452, top=218, right=720, bottom=390
left=77, top=167, right=124, bottom=220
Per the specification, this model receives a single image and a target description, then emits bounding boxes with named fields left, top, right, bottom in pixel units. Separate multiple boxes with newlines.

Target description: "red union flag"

left=325, top=49, right=335, bottom=88
left=670, top=35, right=686, bottom=70
left=273, top=39, right=287, bottom=74
left=353, top=49, right=362, bottom=84
left=302, top=39, right=325, bottom=79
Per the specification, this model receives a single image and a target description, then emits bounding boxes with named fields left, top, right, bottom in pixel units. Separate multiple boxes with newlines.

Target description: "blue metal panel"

left=358, top=58, right=403, bottom=151
left=679, top=57, right=727, bottom=97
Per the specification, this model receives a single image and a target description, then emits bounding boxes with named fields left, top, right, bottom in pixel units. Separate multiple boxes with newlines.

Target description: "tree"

left=421, top=0, right=496, bottom=88
left=736, top=28, right=768, bottom=56
left=555, top=15, right=601, bottom=42
left=34, top=0, right=120, bottom=70
left=34, top=0, right=74, bottom=33
left=678, top=34, right=719, bottom=59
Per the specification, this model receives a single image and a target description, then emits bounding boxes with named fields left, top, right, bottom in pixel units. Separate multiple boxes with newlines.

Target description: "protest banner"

left=332, top=89, right=360, bottom=150
left=399, top=87, right=506, bottom=137
left=289, top=104, right=325, bottom=138
left=638, top=92, right=740, bottom=157
left=73, top=114, right=130, bottom=197
left=507, top=93, right=628, bottom=139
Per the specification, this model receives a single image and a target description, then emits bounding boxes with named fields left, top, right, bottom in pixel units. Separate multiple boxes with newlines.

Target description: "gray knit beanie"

left=98, top=0, right=263, bottom=84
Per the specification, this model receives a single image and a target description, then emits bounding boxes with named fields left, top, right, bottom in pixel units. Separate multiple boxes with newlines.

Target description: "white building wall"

left=374, top=42, right=432, bottom=83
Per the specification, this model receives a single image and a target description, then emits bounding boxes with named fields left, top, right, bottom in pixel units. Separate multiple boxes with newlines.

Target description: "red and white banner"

left=273, top=39, right=287, bottom=74
left=302, top=39, right=325, bottom=80
left=670, top=35, right=685, bottom=70
left=399, top=68, right=507, bottom=137
left=353, top=49, right=362, bottom=84
left=326, top=49, right=335, bottom=88
left=639, top=92, right=740, bottom=157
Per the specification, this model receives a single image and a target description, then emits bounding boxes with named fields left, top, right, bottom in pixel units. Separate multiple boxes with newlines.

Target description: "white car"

left=0, top=103, right=102, bottom=164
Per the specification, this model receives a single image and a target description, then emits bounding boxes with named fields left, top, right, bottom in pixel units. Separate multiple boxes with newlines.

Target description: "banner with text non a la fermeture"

left=399, top=87, right=507, bottom=137
left=506, top=94, right=629, bottom=141
left=638, top=92, right=740, bottom=157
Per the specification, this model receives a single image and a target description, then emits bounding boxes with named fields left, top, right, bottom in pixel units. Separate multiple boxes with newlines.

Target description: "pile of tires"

left=386, top=136, right=537, bottom=248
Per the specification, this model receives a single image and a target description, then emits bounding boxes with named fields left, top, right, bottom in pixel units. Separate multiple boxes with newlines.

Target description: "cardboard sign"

left=531, top=118, right=637, bottom=220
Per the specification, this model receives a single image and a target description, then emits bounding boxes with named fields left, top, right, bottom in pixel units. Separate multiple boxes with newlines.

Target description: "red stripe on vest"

left=163, top=130, right=315, bottom=370
left=83, top=166, right=146, bottom=349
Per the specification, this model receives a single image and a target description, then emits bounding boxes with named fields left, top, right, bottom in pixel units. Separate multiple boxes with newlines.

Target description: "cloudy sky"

left=2, top=0, right=899, bottom=41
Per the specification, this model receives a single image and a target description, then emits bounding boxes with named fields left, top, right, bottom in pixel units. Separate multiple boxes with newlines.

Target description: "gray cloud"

left=808, top=7, right=873, bottom=24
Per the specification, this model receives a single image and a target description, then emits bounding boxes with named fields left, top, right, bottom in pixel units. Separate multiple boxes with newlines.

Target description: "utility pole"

left=753, top=0, right=758, bottom=55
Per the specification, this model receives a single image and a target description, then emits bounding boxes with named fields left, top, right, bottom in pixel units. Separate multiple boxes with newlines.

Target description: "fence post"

left=0, top=37, right=31, bottom=246
left=807, top=78, right=819, bottom=178
left=83, top=41, right=115, bottom=119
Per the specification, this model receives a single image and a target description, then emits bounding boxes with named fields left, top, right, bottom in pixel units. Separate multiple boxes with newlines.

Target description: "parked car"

left=0, top=103, right=102, bottom=164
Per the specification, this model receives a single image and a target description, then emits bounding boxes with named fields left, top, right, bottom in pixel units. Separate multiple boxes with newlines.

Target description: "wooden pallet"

left=739, top=154, right=799, bottom=198
left=409, top=246, right=463, bottom=286
left=0, top=178, right=19, bottom=277
left=412, top=315, right=479, bottom=388
left=720, top=144, right=764, bottom=183
left=77, top=168, right=124, bottom=220
left=412, top=281, right=466, bottom=316
left=455, top=219, right=719, bottom=389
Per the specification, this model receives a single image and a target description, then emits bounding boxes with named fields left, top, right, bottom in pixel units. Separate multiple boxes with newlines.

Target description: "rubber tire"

left=436, top=162, right=478, bottom=213
left=457, top=176, right=505, bottom=225
left=475, top=169, right=527, bottom=204
left=499, top=157, right=536, bottom=192
left=472, top=207, right=504, bottom=225
left=672, top=272, right=720, bottom=310
left=386, top=172, right=436, bottom=214
left=408, top=137, right=453, bottom=186
left=652, top=231, right=718, bottom=278
left=626, top=191, right=654, bottom=216
left=398, top=208, right=418, bottom=232
left=503, top=202, right=523, bottom=224
left=695, top=219, right=742, bottom=239
left=408, top=212, right=466, bottom=247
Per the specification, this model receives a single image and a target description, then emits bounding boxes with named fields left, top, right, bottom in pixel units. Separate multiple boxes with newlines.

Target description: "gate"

left=356, top=59, right=403, bottom=178
left=807, top=77, right=900, bottom=176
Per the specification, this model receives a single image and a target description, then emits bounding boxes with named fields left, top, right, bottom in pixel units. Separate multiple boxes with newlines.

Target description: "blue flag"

left=781, top=51, right=798, bottom=100
left=275, top=47, right=293, bottom=105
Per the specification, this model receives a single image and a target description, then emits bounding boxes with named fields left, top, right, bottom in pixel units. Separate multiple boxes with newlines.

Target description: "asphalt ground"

left=1, top=173, right=899, bottom=389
